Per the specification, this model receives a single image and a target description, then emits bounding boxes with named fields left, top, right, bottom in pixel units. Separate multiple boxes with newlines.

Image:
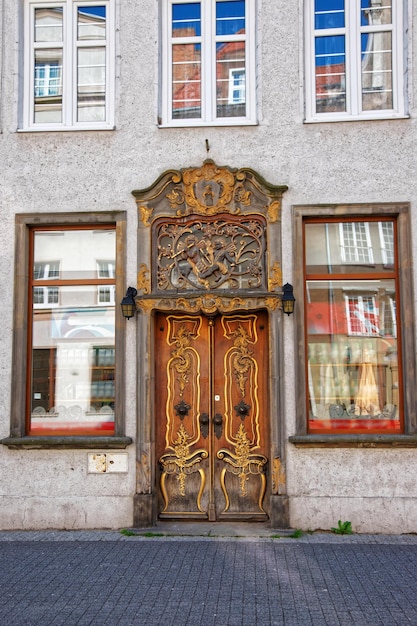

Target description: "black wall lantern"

left=120, top=287, right=138, bottom=319
left=281, top=283, right=295, bottom=315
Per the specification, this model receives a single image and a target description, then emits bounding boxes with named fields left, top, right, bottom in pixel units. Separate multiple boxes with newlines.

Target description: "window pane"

left=361, top=32, right=393, bottom=111
left=172, top=3, right=201, bottom=37
left=31, top=288, right=115, bottom=434
left=34, top=50, right=63, bottom=123
left=361, top=0, right=391, bottom=26
left=34, top=230, right=116, bottom=280
left=315, top=35, right=346, bottom=113
left=77, top=48, right=106, bottom=122
left=306, top=279, right=400, bottom=432
left=379, top=221, right=394, bottom=265
left=305, top=221, right=395, bottom=275
left=216, top=44, right=246, bottom=117
left=77, top=6, right=106, bottom=40
left=172, top=44, right=201, bottom=119
left=33, top=287, right=45, bottom=304
left=34, top=261, right=60, bottom=280
left=315, top=0, right=344, bottom=30
left=35, top=7, right=63, bottom=42
left=216, top=1, right=245, bottom=36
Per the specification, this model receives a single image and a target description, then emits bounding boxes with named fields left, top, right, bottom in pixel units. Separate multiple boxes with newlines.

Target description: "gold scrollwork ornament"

left=139, top=205, right=153, bottom=226
left=137, top=264, right=151, bottom=294
left=268, top=262, right=283, bottom=292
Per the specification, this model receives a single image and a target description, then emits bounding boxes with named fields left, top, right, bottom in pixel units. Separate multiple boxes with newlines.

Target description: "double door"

left=155, top=311, right=270, bottom=521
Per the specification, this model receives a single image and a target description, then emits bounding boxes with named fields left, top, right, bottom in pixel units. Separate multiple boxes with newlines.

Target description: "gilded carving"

left=156, top=216, right=266, bottom=291
left=159, top=424, right=208, bottom=511
left=217, top=423, right=267, bottom=510
left=169, top=325, right=193, bottom=396
left=136, top=452, right=151, bottom=494
left=271, top=457, right=286, bottom=495
left=268, top=262, right=283, bottom=292
left=136, top=294, right=281, bottom=314
left=139, top=204, right=153, bottom=226
left=173, top=160, right=238, bottom=216
left=132, top=161, right=287, bottom=232
left=175, top=295, right=246, bottom=315
left=136, top=298, right=157, bottom=313
left=231, top=324, right=254, bottom=397
left=267, top=201, right=281, bottom=223
left=264, top=296, right=281, bottom=311
left=137, top=264, right=150, bottom=294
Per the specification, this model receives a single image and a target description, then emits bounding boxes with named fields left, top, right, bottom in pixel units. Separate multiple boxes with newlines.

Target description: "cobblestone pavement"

left=1, top=529, right=417, bottom=625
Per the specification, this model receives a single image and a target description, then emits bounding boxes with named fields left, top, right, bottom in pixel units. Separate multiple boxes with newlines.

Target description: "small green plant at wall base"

left=120, top=528, right=137, bottom=536
left=289, top=529, right=303, bottom=538
left=331, top=520, right=353, bottom=535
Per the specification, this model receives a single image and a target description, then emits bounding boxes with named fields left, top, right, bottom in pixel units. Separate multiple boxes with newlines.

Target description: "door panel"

left=155, top=311, right=269, bottom=521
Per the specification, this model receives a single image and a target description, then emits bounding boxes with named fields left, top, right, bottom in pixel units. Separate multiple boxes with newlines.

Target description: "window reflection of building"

left=361, top=0, right=393, bottom=111
left=304, top=219, right=401, bottom=432
left=33, top=261, right=60, bottom=307
left=97, top=261, right=116, bottom=304
left=228, top=68, right=245, bottom=103
left=340, top=222, right=374, bottom=264
left=379, top=221, right=394, bottom=266
left=30, top=229, right=116, bottom=435
left=29, top=3, right=108, bottom=127
left=166, top=0, right=253, bottom=124
left=309, top=0, right=403, bottom=119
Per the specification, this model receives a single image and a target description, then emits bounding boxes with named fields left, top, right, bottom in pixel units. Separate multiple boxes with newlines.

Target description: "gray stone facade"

left=1, top=1, right=416, bottom=533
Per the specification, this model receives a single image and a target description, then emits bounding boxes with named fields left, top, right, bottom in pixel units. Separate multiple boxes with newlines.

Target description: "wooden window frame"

left=160, top=0, right=257, bottom=127
left=290, top=203, right=417, bottom=447
left=3, top=212, right=131, bottom=449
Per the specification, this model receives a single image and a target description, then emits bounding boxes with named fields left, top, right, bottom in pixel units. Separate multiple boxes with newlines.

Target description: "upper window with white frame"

left=160, top=0, right=256, bottom=126
left=22, top=1, right=114, bottom=131
left=305, top=0, right=407, bottom=122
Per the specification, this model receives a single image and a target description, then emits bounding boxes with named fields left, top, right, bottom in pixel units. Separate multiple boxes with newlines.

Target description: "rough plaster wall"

left=0, top=0, right=416, bottom=530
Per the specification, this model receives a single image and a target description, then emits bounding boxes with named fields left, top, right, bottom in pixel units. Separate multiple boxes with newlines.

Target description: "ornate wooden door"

left=155, top=311, right=269, bottom=521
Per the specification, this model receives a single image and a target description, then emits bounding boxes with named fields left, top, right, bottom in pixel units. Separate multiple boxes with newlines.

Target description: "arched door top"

left=132, top=160, right=288, bottom=314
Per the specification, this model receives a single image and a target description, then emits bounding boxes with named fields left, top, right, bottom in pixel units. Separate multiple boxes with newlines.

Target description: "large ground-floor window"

left=293, top=204, right=416, bottom=436
left=9, top=213, right=128, bottom=441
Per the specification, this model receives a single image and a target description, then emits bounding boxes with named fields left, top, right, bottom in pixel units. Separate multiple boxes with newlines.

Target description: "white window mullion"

left=162, top=0, right=172, bottom=124
left=348, top=0, right=360, bottom=117
left=245, top=0, right=255, bottom=122
left=392, top=0, right=405, bottom=115
left=67, top=1, right=76, bottom=126
left=203, top=0, right=214, bottom=122
left=105, top=2, right=111, bottom=125
left=304, top=0, right=316, bottom=120
left=25, top=4, right=36, bottom=126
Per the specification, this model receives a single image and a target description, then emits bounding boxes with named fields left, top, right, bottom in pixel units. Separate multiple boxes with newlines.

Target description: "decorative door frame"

left=131, top=160, right=289, bottom=528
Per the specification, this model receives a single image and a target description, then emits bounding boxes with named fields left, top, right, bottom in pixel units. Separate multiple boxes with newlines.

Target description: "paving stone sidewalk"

left=1, top=529, right=416, bottom=625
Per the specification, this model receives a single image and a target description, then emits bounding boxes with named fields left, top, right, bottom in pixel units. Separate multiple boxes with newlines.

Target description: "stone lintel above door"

left=135, top=293, right=283, bottom=316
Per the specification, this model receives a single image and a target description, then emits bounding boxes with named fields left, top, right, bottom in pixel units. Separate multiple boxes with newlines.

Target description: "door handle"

left=199, top=412, right=209, bottom=439
left=213, top=413, right=223, bottom=439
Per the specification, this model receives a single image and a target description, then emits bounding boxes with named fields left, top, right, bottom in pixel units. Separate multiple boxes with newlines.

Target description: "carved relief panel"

left=155, top=215, right=267, bottom=292
left=132, top=159, right=287, bottom=308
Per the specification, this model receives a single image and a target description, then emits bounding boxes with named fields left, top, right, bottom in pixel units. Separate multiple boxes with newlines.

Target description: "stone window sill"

left=289, top=435, right=417, bottom=448
left=1, top=436, right=133, bottom=450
